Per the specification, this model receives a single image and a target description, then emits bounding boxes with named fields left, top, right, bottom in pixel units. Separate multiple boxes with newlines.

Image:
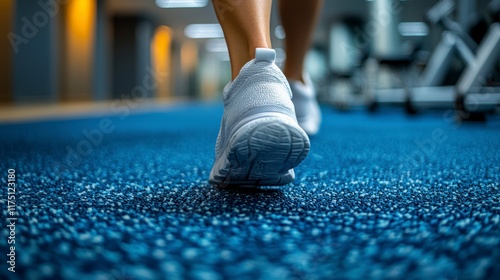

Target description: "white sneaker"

left=290, top=74, right=322, bottom=136
left=209, top=48, right=310, bottom=187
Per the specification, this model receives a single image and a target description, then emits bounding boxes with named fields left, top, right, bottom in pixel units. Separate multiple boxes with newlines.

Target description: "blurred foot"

left=290, top=75, right=322, bottom=136
left=209, top=48, right=310, bottom=187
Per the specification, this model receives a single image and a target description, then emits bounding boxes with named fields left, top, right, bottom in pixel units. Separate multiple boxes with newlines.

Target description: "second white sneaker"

left=290, top=74, right=322, bottom=136
left=209, top=48, right=310, bottom=187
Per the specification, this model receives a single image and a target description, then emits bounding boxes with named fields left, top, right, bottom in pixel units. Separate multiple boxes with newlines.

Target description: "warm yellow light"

left=181, top=40, right=198, bottom=74
left=151, top=26, right=173, bottom=99
left=68, top=0, right=95, bottom=44
left=65, top=0, right=96, bottom=98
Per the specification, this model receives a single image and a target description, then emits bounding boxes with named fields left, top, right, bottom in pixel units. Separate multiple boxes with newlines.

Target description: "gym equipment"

left=455, top=0, right=500, bottom=120
left=367, top=0, right=475, bottom=113
left=367, top=0, right=500, bottom=118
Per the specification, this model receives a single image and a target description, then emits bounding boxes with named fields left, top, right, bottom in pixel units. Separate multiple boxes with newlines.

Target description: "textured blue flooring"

left=1, top=103, right=500, bottom=280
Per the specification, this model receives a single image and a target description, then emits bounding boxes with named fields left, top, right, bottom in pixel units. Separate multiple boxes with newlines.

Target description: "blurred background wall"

left=0, top=0, right=14, bottom=104
left=0, top=0, right=492, bottom=107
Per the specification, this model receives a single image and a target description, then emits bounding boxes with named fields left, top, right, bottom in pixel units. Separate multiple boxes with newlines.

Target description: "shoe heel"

left=216, top=117, right=310, bottom=186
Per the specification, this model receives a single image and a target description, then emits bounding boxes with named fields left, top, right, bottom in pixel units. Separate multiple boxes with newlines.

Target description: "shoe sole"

left=209, top=115, right=310, bottom=187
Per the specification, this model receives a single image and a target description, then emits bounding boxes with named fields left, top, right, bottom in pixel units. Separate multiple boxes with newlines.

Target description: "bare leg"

left=280, top=0, right=324, bottom=82
left=212, top=0, right=272, bottom=80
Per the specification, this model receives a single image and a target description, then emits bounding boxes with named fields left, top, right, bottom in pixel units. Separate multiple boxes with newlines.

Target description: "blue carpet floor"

left=1, top=103, right=500, bottom=280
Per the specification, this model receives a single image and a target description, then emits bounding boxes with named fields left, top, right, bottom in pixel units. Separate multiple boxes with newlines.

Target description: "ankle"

left=230, top=44, right=272, bottom=80
left=283, top=66, right=303, bottom=82
left=285, top=73, right=304, bottom=83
